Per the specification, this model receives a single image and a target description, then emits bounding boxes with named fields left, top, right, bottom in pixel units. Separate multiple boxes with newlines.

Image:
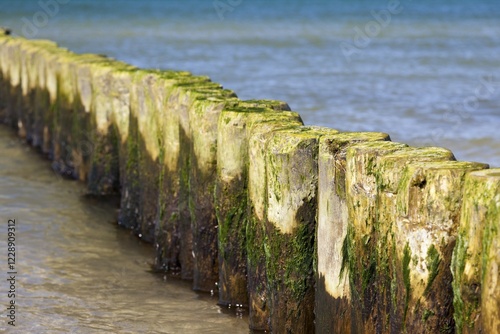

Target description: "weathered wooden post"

left=86, top=60, right=129, bottom=194
left=18, top=43, right=38, bottom=144
left=265, top=126, right=339, bottom=333
left=32, top=41, right=59, bottom=151
left=153, top=74, right=210, bottom=274
left=315, top=132, right=390, bottom=333
left=452, top=169, right=500, bottom=334
left=246, top=113, right=304, bottom=331
left=0, top=35, right=8, bottom=122
left=188, top=88, right=238, bottom=292
left=166, top=78, right=214, bottom=280
left=4, top=39, right=23, bottom=131
left=215, top=100, right=294, bottom=308
left=109, top=67, right=135, bottom=228
left=343, top=142, right=478, bottom=333
left=391, top=161, right=488, bottom=333
left=134, top=71, right=178, bottom=242
left=19, top=40, right=57, bottom=149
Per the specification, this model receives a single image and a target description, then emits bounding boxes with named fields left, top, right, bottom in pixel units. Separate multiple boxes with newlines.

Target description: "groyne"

left=0, top=31, right=498, bottom=333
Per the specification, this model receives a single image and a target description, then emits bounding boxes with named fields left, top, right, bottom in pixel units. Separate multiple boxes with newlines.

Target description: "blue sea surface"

left=0, top=0, right=499, bottom=166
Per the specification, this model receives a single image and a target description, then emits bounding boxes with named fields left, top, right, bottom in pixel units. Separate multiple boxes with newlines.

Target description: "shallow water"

left=0, top=0, right=498, bottom=166
left=0, top=126, right=249, bottom=333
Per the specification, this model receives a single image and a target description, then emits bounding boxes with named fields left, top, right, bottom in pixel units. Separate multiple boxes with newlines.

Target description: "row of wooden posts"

left=0, top=31, right=498, bottom=333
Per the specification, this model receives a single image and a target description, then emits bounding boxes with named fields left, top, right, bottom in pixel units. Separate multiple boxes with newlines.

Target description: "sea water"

left=1, top=0, right=498, bottom=165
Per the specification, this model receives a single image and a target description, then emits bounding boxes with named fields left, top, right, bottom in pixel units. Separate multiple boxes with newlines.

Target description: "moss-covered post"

left=216, top=105, right=260, bottom=306
left=121, top=73, right=180, bottom=237
left=47, top=49, right=66, bottom=173
left=178, top=84, right=195, bottom=279
left=67, top=54, right=106, bottom=183
left=109, top=68, right=135, bottom=228
left=452, top=169, right=500, bottom=334
left=390, top=161, right=488, bottom=333
left=135, top=71, right=181, bottom=242
left=19, top=41, right=53, bottom=146
left=344, top=143, right=462, bottom=333
left=4, top=39, right=23, bottom=131
left=45, top=52, right=73, bottom=176
left=0, top=37, right=17, bottom=124
left=246, top=113, right=303, bottom=331
left=117, top=69, right=142, bottom=231
left=87, top=60, right=134, bottom=196
left=0, top=32, right=15, bottom=123
left=188, top=88, right=238, bottom=292
left=42, top=46, right=68, bottom=164
left=153, top=72, right=184, bottom=271
left=153, top=74, right=181, bottom=272
left=168, top=79, right=212, bottom=280
left=17, top=43, right=29, bottom=137
left=5, top=38, right=23, bottom=131
left=264, top=126, right=339, bottom=333
left=31, top=41, right=58, bottom=151
left=19, top=43, right=37, bottom=144
left=343, top=141, right=408, bottom=332
left=153, top=74, right=209, bottom=274
left=136, top=71, right=162, bottom=241
left=371, top=147, right=457, bottom=333
left=35, top=43, right=61, bottom=157
left=215, top=100, right=293, bottom=308
left=0, top=35, right=9, bottom=122
left=315, top=132, right=390, bottom=333
left=51, top=52, right=82, bottom=178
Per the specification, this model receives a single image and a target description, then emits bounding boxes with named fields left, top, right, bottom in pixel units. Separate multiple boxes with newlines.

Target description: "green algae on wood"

left=369, top=147, right=456, bottom=333
left=265, top=126, right=339, bottom=334
left=343, top=144, right=461, bottom=333
left=0, top=37, right=9, bottom=122
left=49, top=50, right=113, bottom=182
left=343, top=141, right=408, bottom=333
left=18, top=43, right=53, bottom=147
left=188, top=89, right=238, bottom=292
left=134, top=71, right=179, bottom=242
left=452, top=169, right=500, bottom=334
left=3, top=39, right=24, bottom=131
left=151, top=71, right=185, bottom=271
left=18, top=44, right=40, bottom=144
left=245, top=113, right=303, bottom=331
left=109, top=68, right=135, bottom=199
left=86, top=61, right=127, bottom=194
left=153, top=74, right=212, bottom=275
left=29, top=43, right=61, bottom=154
left=164, top=80, right=232, bottom=280
left=392, top=161, right=488, bottom=333
left=27, top=40, right=60, bottom=150
left=171, top=78, right=213, bottom=280
left=104, top=68, right=139, bottom=231
left=122, top=70, right=186, bottom=237
left=315, top=132, right=390, bottom=334
left=51, top=52, right=79, bottom=177
left=214, top=99, right=294, bottom=309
